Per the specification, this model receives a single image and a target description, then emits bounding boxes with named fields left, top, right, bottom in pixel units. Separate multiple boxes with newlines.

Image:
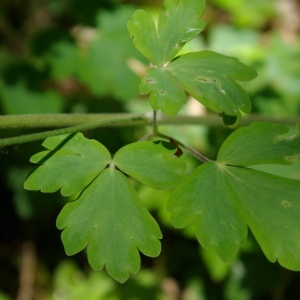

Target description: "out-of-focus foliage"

left=209, top=0, right=276, bottom=28
left=205, top=25, right=300, bottom=117
left=49, top=260, right=165, bottom=300
left=1, top=0, right=300, bottom=299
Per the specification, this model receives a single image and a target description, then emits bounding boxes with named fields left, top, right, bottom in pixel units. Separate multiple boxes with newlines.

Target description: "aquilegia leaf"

left=169, top=122, right=300, bottom=270
left=113, top=140, right=187, bottom=189
left=217, top=122, right=300, bottom=166
left=127, top=0, right=206, bottom=67
left=166, top=51, right=257, bottom=120
left=24, top=133, right=111, bottom=196
left=56, top=168, right=162, bottom=283
left=139, top=68, right=186, bottom=117
left=25, top=134, right=187, bottom=282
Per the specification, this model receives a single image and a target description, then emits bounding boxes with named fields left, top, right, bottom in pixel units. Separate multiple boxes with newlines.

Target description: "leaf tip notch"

left=127, top=0, right=206, bottom=67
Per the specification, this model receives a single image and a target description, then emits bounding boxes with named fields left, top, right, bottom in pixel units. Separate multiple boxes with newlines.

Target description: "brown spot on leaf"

left=196, top=77, right=217, bottom=83
left=146, top=79, right=155, bottom=84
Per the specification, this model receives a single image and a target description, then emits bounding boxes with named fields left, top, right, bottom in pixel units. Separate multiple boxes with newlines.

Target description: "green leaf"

left=47, top=41, right=79, bottom=80
left=0, top=80, right=63, bottom=114
left=169, top=161, right=300, bottom=269
left=252, top=160, right=300, bottom=180
left=77, top=7, right=143, bottom=101
left=113, top=140, right=187, bottom=189
left=223, top=166, right=300, bottom=270
left=168, top=162, right=247, bottom=262
left=127, top=0, right=206, bottom=67
left=139, top=67, right=186, bottom=116
left=56, top=168, right=162, bottom=283
left=128, top=2, right=256, bottom=120
left=218, top=122, right=300, bottom=166
left=166, top=51, right=257, bottom=118
left=169, top=122, right=300, bottom=270
left=24, top=133, right=111, bottom=196
left=25, top=134, right=163, bottom=282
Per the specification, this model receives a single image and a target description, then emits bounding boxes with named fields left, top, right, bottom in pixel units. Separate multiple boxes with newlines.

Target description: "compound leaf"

left=169, top=122, right=300, bottom=270
left=24, top=133, right=111, bottom=196
left=167, top=51, right=257, bottom=118
left=127, top=0, right=206, bottom=67
left=128, top=1, right=257, bottom=121
left=218, top=122, right=300, bottom=166
left=113, top=140, right=187, bottom=189
left=56, top=168, right=162, bottom=283
left=139, top=67, right=186, bottom=116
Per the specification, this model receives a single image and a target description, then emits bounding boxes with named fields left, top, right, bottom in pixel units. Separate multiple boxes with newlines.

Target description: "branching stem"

left=139, top=111, right=211, bottom=162
left=153, top=111, right=158, bottom=135
left=1, top=113, right=298, bottom=129
left=1, top=112, right=299, bottom=148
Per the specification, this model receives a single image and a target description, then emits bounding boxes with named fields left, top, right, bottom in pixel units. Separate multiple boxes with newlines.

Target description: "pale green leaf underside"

left=139, top=67, right=186, bottom=117
left=56, top=168, right=162, bottom=283
left=167, top=51, right=257, bottom=118
left=127, top=0, right=205, bottom=66
left=24, top=133, right=111, bottom=196
left=169, top=162, right=300, bottom=270
left=113, top=140, right=187, bottom=189
left=218, top=122, right=300, bottom=166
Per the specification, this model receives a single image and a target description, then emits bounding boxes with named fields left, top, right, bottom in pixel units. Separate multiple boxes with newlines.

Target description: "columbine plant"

left=17, top=0, right=300, bottom=283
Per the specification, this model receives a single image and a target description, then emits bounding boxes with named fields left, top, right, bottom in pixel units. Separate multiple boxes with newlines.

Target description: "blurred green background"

left=1, top=0, right=300, bottom=299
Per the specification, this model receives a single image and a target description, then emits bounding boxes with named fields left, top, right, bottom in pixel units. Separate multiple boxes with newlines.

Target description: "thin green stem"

left=0, top=113, right=145, bottom=129
left=1, top=113, right=299, bottom=129
left=153, top=111, right=158, bottom=134
left=1, top=112, right=299, bottom=148
left=139, top=110, right=159, bottom=141
left=0, top=115, right=149, bottom=148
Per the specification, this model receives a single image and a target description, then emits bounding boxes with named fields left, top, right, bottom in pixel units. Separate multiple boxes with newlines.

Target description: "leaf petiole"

left=153, top=110, right=158, bottom=135
left=139, top=110, right=212, bottom=162
left=155, top=131, right=212, bottom=163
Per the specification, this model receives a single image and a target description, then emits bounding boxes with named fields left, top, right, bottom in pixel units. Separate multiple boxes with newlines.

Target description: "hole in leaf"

left=220, top=113, right=237, bottom=126
left=153, top=140, right=176, bottom=151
